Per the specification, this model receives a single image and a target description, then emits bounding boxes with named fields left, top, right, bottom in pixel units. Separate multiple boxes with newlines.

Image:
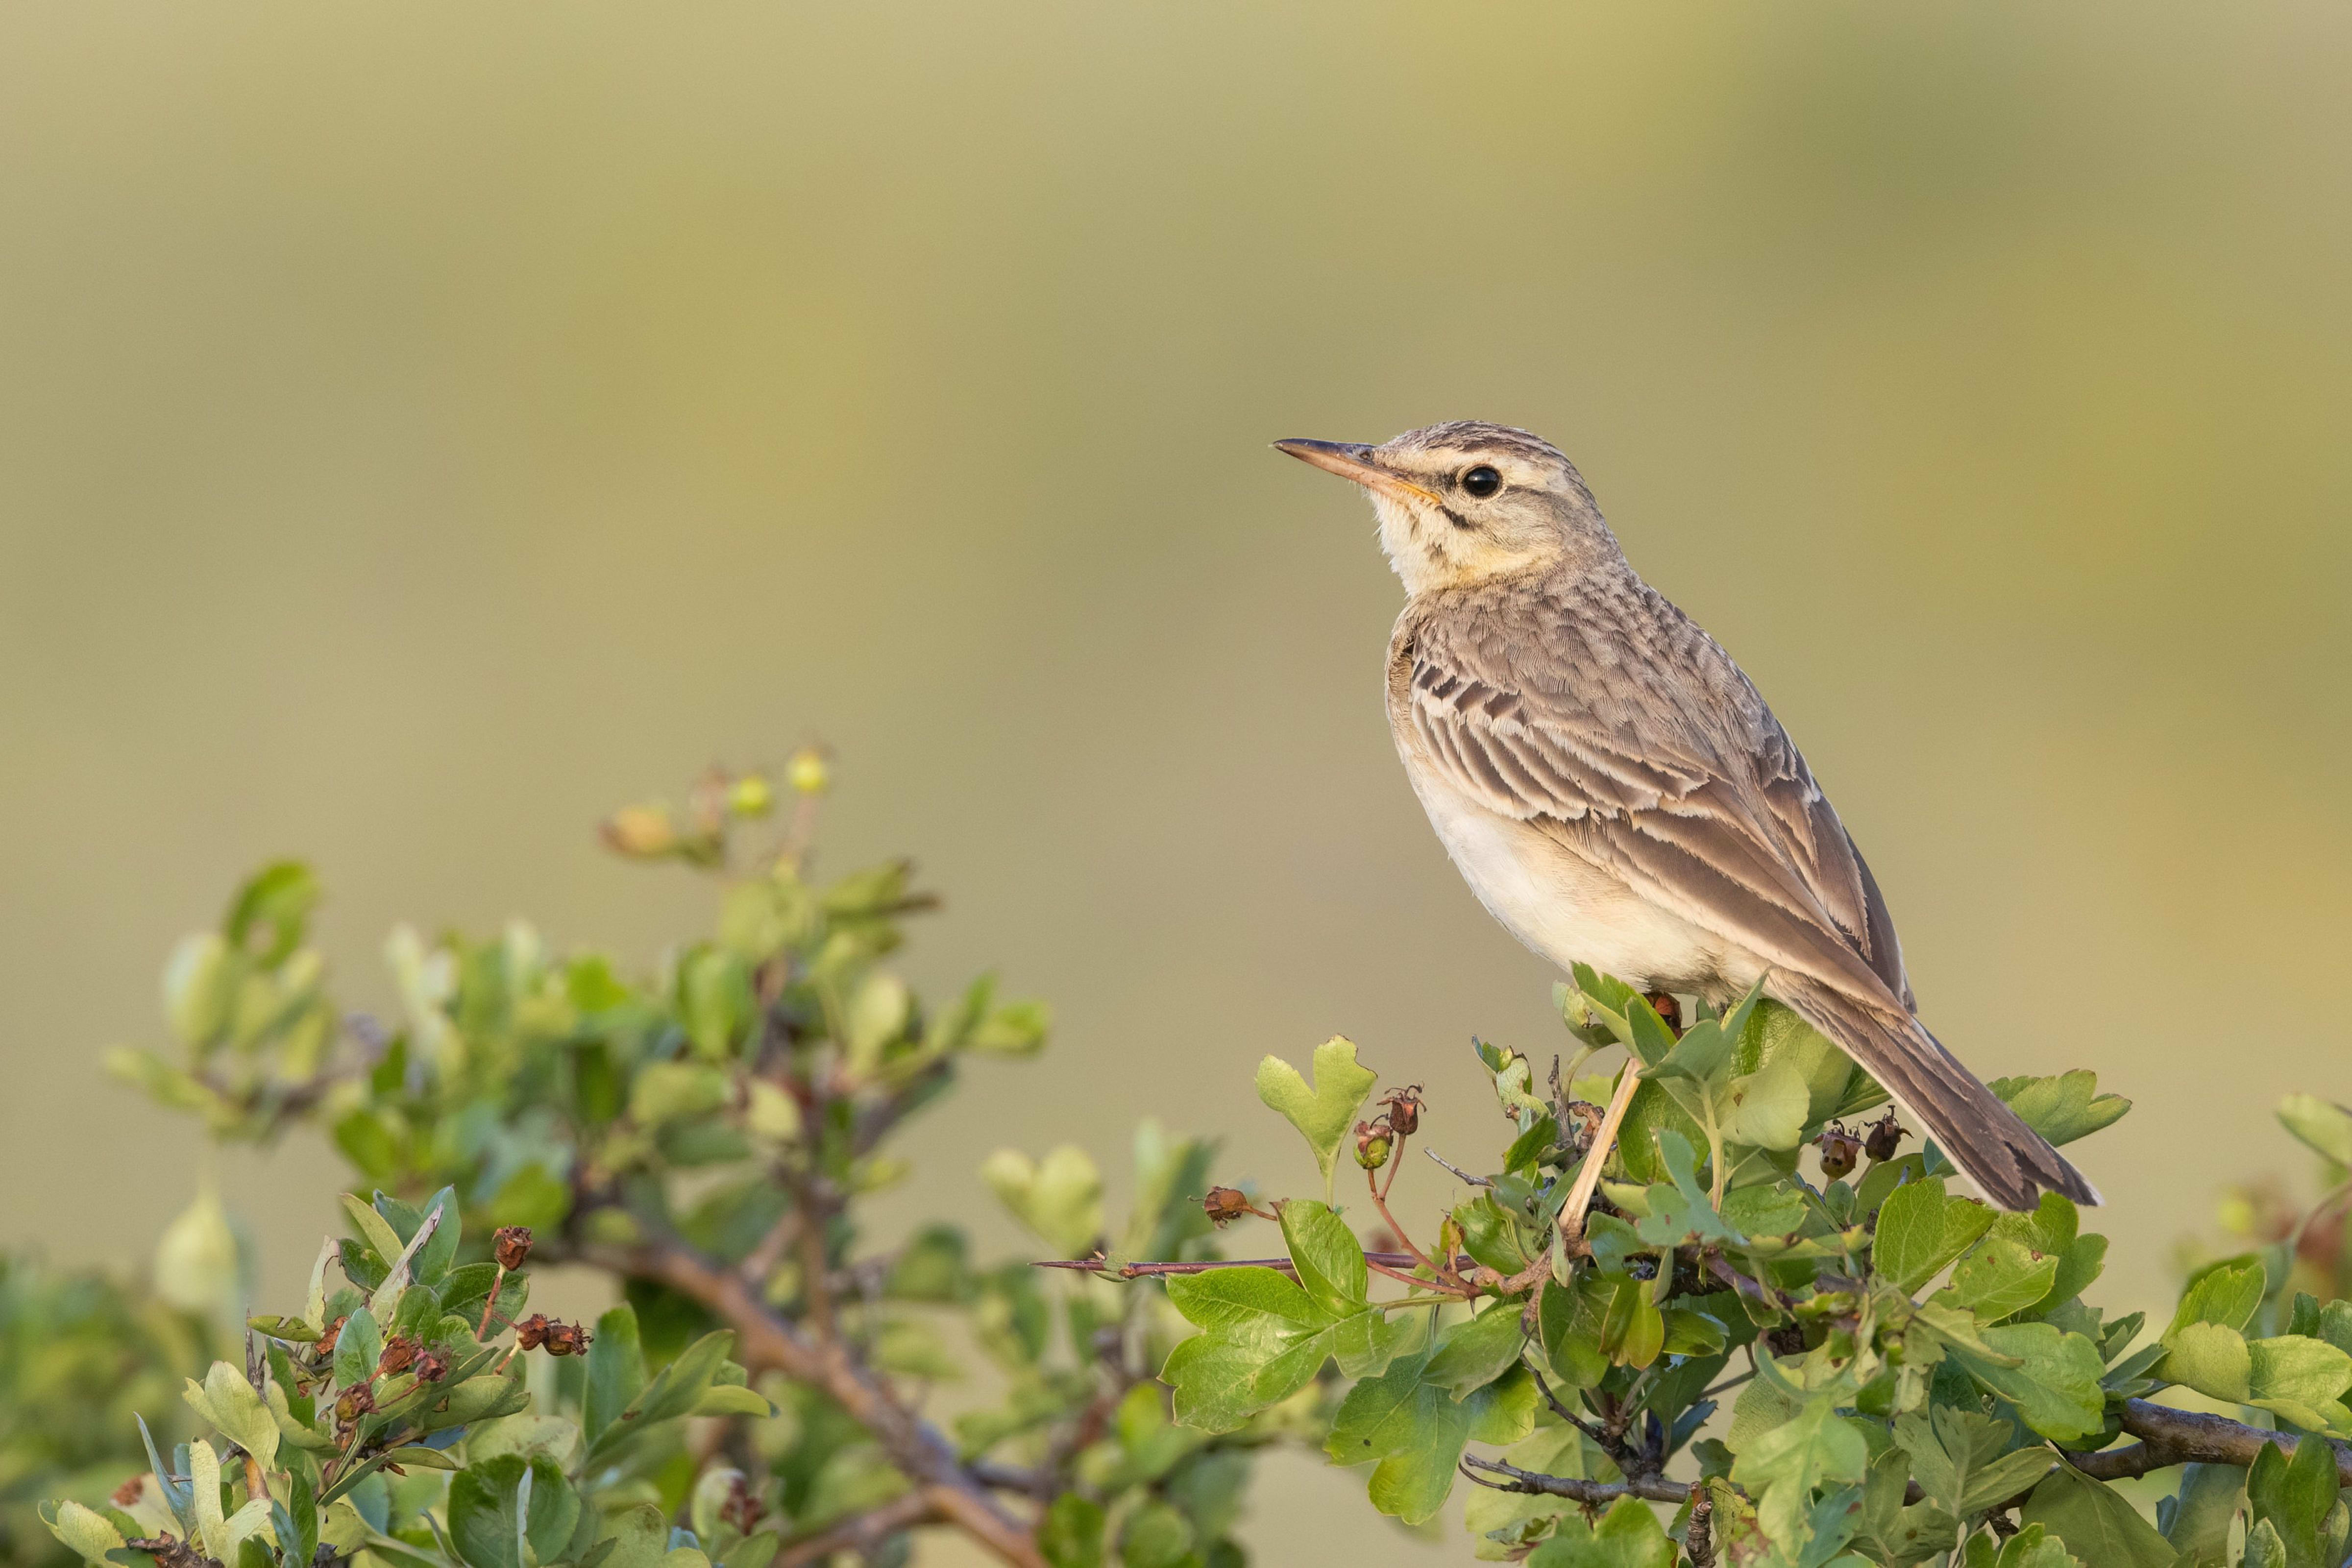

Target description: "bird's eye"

left=1460, top=465, right=1502, bottom=498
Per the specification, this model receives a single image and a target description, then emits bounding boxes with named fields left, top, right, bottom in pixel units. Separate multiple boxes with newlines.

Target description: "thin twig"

left=1459, top=1454, right=1693, bottom=1505
left=1423, top=1148, right=1494, bottom=1187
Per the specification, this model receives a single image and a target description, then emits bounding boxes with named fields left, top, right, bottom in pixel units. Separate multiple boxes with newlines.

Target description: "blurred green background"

left=2, top=1, right=2347, bottom=1557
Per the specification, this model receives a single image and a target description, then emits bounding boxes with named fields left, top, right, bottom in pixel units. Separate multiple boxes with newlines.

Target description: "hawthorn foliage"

left=28, top=762, right=2352, bottom=1568
left=1116, top=973, right=2352, bottom=1566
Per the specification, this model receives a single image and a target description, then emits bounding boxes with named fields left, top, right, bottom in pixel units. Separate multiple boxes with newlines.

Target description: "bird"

left=1274, top=420, right=2095, bottom=1211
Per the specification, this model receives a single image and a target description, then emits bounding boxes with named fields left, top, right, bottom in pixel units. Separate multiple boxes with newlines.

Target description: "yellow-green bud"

left=728, top=774, right=775, bottom=818
left=787, top=749, right=830, bottom=796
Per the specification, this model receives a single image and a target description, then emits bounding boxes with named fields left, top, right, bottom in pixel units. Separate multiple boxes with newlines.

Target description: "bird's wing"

left=1403, top=595, right=1913, bottom=1012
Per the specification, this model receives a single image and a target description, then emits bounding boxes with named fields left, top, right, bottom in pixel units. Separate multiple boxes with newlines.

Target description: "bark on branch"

left=1464, top=1399, right=2352, bottom=1514
left=581, top=1238, right=1045, bottom=1568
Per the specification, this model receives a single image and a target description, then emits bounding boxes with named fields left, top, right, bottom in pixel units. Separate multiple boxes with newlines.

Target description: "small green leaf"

left=1730, top=1394, right=1868, bottom=1549
left=447, top=1454, right=579, bottom=1568
left=2161, top=1322, right=2255, bottom=1402
left=1324, top=1348, right=1534, bottom=1525
left=184, top=1359, right=280, bottom=1470
left=1279, top=1200, right=1369, bottom=1318
left=2278, top=1095, right=2352, bottom=1169
left=980, top=1146, right=1103, bottom=1257
left=1423, top=1303, right=1529, bottom=1399
left=1960, top=1322, right=2107, bottom=1443
left=1872, top=1178, right=1995, bottom=1293
left=1720, top=1059, right=1811, bottom=1151
left=1988, top=1071, right=2130, bottom=1147
left=1254, top=1037, right=1379, bottom=1196
left=2169, top=1257, right=2268, bottom=1337
left=1946, top=1238, right=2061, bottom=1323
left=2245, top=1435, right=2343, bottom=1568
left=1524, top=1494, right=1678, bottom=1567
left=43, top=1502, right=127, bottom=1568
left=585, top=1304, right=646, bottom=1442
left=2020, top=1464, right=2175, bottom=1568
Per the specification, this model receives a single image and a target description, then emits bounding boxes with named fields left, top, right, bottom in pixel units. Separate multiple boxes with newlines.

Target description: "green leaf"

left=2169, top=1257, right=2268, bottom=1337
left=2278, top=1095, right=2352, bottom=1168
left=447, top=1454, right=580, bottom=1568
left=1720, top=1059, right=1811, bottom=1151
left=1722, top=1183, right=1810, bottom=1241
left=1524, top=1495, right=1677, bottom=1567
left=1893, top=1406, right=2056, bottom=1517
left=2248, top=1334, right=2352, bottom=1415
left=1729, top=1393, right=1868, bottom=1549
left=980, top=1145, right=1104, bottom=1257
left=1989, top=1071, right=2130, bottom=1147
left=333, top=1304, right=382, bottom=1389
left=183, top=1359, right=280, bottom=1470
left=1424, top=1303, right=1530, bottom=1399
left=1279, top=1199, right=1368, bottom=1318
left=1849, top=1450, right=1959, bottom=1567
left=1945, top=1238, right=2061, bottom=1323
left=465, top=1415, right=582, bottom=1467
left=1872, top=1178, right=1995, bottom=1293
left=1958, top=1323, right=2107, bottom=1443
left=1324, top=1347, right=1535, bottom=1525
left=43, top=1502, right=127, bottom=1568
left=585, top=1304, right=647, bottom=1442
left=1160, top=1265, right=1403, bottom=1431
left=2019, top=1463, right=2179, bottom=1568
left=1254, top=1037, right=1378, bottom=1196
left=629, top=1061, right=732, bottom=1127
left=2161, top=1463, right=2245, bottom=1567
left=588, top=1506, right=672, bottom=1568
left=1735, top=999, right=1873, bottom=1126
left=2159, top=1322, right=2254, bottom=1401
left=1038, top=1493, right=1105, bottom=1568
left=2246, top=1435, right=2343, bottom=1568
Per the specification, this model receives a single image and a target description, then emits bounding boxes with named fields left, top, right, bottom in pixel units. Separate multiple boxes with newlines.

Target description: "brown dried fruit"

left=1376, top=1085, right=1424, bottom=1138
left=1201, top=1187, right=1251, bottom=1226
left=493, top=1226, right=534, bottom=1271
left=1863, top=1111, right=1908, bottom=1164
left=513, top=1314, right=551, bottom=1351
left=376, top=1336, right=418, bottom=1377
left=413, top=1349, right=450, bottom=1383
left=1817, top=1123, right=1862, bottom=1182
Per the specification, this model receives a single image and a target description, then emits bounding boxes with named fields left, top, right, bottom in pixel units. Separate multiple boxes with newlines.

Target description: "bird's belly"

left=1414, top=785, right=1754, bottom=997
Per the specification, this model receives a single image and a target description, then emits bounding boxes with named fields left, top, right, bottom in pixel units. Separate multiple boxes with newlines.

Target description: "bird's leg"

left=1558, top=1061, right=1644, bottom=1242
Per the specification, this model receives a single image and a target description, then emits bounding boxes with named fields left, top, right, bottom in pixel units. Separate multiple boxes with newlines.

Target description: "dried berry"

left=1817, top=1122, right=1862, bottom=1181
left=1354, top=1120, right=1393, bottom=1171
left=413, top=1349, right=450, bottom=1383
left=542, top=1319, right=593, bottom=1357
left=493, top=1225, right=534, bottom=1271
left=719, top=1472, right=768, bottom=1534
left=513, top=1314, right=551, bottom=1351
left=1765, top=1323, right=1810, bottom=1358
left=1201, top=1186, right=1251, bottom=1226
left=335, top=1383, right=376, bottom=1423
left=1377, top=1085, right=1424, bottom=1138
left=1864, top=1111, right=1908, bottom=1164
left=376, top=1336, right=418, bottom=1377
left=1642, top=991, right=1684, bottom=1034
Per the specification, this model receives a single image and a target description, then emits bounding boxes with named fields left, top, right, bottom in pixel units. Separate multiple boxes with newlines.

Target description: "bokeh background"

left=3, top=1, right=2347, bottom=1558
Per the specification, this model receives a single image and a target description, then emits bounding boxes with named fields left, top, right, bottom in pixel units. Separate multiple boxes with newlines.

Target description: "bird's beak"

left=1274, top=439, right=1443, bottom=507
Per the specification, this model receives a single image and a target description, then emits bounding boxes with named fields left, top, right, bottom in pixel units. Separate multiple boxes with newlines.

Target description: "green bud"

left=728, top=774, right=775, bottom=817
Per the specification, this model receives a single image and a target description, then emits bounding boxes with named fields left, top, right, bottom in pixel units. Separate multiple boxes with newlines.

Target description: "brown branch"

left=1460, top=1453, right=1694, bottom=1505
left=1032, top=1252, right=1478, bottom=1280
left=2079, top=1399, right=2352, bottom=1486
left=583, top=1237, right=1043, bottom=1568
left=772, top=1489, right=943, bottom=1567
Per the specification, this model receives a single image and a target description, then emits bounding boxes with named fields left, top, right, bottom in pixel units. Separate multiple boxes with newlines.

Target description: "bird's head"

left=1275, top=421, right=1618, bottom=595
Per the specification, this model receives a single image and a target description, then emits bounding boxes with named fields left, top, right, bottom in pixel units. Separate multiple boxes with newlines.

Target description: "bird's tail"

left=1774, top=975, right=2100, bottom=1212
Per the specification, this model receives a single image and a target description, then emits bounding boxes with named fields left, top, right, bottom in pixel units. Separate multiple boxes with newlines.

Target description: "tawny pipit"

left=1276, top=421, right=2094, bottom=1211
